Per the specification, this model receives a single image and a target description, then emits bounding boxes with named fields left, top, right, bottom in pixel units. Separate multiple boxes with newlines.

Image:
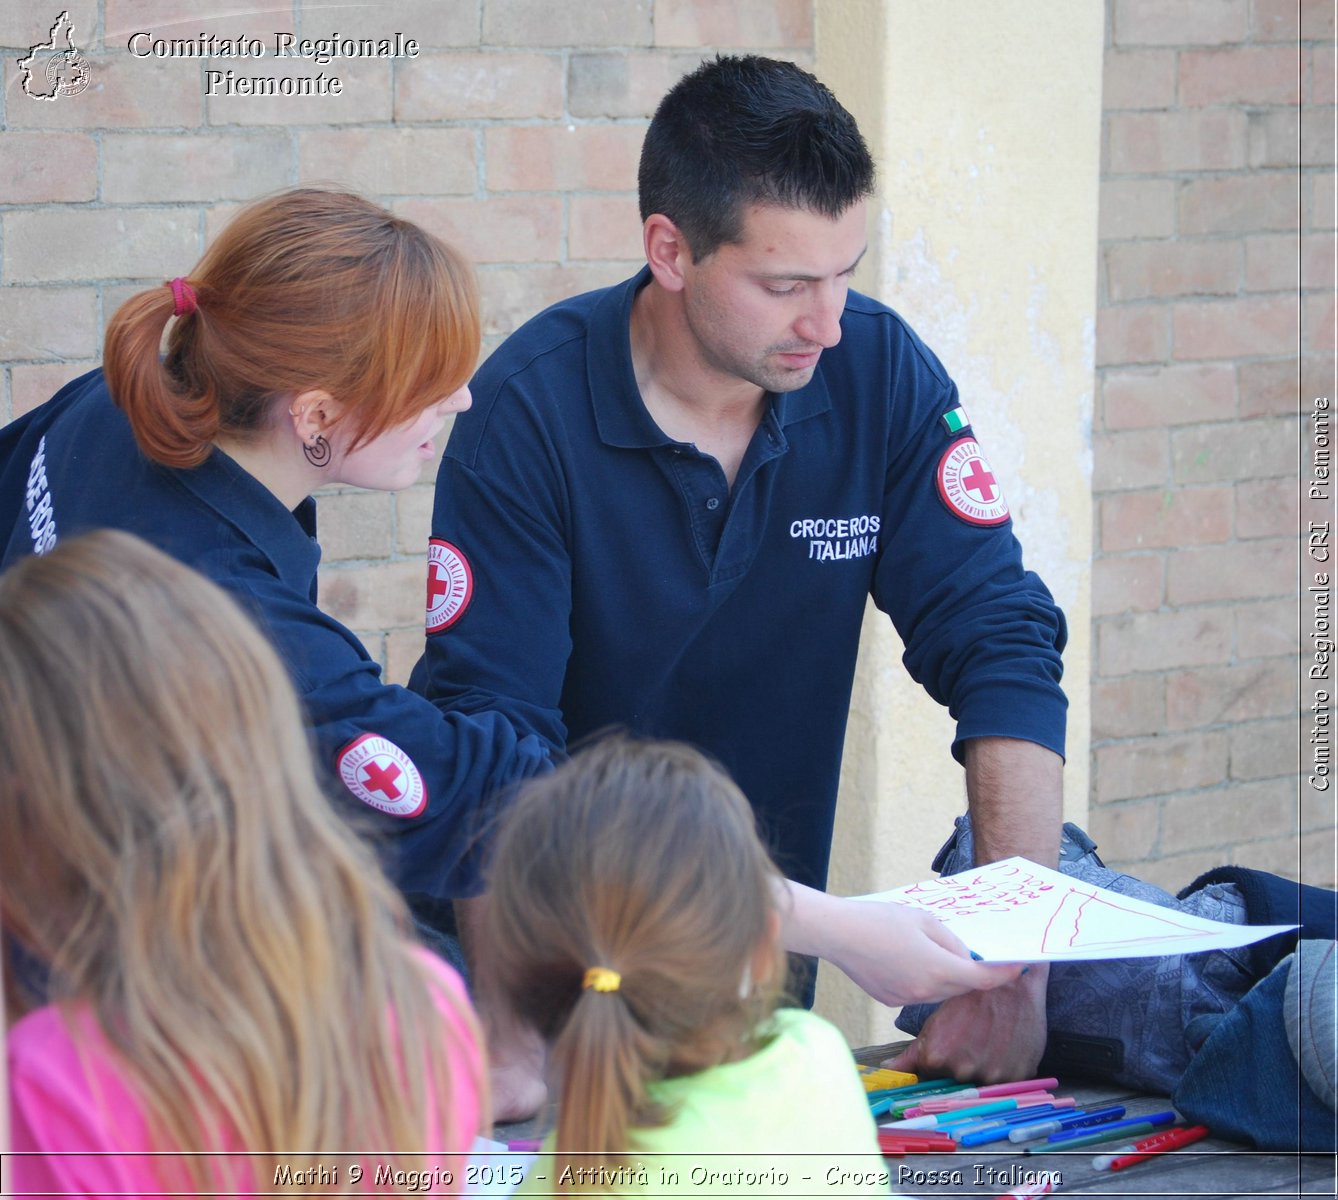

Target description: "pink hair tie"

left=167, top=277, right=198, bottom=318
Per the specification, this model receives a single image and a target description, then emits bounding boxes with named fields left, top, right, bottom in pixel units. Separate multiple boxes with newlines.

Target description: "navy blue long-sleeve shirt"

left=0, top=370, right=550, bottom=900
left=413, top=270, right=1067, bottom=894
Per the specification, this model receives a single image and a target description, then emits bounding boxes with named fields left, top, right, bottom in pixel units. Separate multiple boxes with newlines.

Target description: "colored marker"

left=1094, top=1124, right=1209, bottom=1171
left=880, top=1076, right=959, bottom=1092
left=888, top=1091, right=965, bottom=1117
left=878, top=1131, right=957, bottom=1156
left=859, top=1066, right=918, bottom=1091
left=960, top=1123, right=1057, bottom=1149
left=884, top=1076, right=1060, bottom=1120
left=1007, top=1104, right=1127, bottom=1143
left=866, top=1086, right=921, bottom=1103
left=881, top=1079, right=967, bottom=1104
left=880, top=1086, right=966, bottom=1114
left=875, top=1091, right=972, bottom=1119
left=880, top=1142, right=958, bottom=1153
left=913, top=1091, right=1057, bottom=1113
left=883, top=1099, right=1040, bottom=1130
left=952, top=1105, right=1078, bottom=1142
left=951, top=1105, right=1076, bottom=1141
left=993, top=1180, right=1056, bottom=1198
left=970, top=1076, right=1057, bottom=1097
left=878, top=1130, right=956, bottom=1148
left=1047, top=1110, right=1177, bottom=1144
left=956, top=1106, right=1081, bottom=1144
left=904, top=1094, right=1055, bottom=1118
left=880, top=1127, right=955, bottom=1141
left=906, top=1076, right=1060, bottom=1104
left=1025, top=1119, right=1167, bottom=1155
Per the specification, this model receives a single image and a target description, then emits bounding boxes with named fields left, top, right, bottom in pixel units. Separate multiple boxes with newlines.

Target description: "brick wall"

left=4, top=1, right=1331, bottom=890
left=0, top=0, right=813, bottom=683
left=1092, top=0, right=1335, bottom=888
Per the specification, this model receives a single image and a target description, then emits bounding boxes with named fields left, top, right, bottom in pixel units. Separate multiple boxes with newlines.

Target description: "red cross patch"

left=336, top=733, right=428, bottom=818
left=936, top=437, right=1010, bottom=526
left=425, top=538, right=473, bottom=634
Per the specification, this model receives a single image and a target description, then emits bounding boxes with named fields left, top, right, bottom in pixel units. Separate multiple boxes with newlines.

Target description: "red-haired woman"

left=0, top=188, right=552, bottom=931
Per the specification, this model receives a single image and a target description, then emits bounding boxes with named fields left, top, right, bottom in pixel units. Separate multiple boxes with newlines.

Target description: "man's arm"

left=887, top=736, right=1062, bottom=1082
left=963, top=735, right=1062, bottom=871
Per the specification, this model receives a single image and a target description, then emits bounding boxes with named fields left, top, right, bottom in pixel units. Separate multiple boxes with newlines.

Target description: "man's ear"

left=643, top=214, right=692, bottom=293
left=287, top=389, right=341, bottom=444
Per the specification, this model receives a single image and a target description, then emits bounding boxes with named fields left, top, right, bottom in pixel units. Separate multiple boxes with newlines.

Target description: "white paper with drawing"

left=856, top=858, right=1296, bottom=962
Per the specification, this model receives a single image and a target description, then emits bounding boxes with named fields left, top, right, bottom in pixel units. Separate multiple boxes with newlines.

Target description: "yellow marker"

left=858, top=1067, right=918, bottom=1091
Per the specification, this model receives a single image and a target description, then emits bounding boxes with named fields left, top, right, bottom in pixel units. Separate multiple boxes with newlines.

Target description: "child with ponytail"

left=485, top=737, right=905, bottom=1197
left=1, top=530, right=486, bottom=1195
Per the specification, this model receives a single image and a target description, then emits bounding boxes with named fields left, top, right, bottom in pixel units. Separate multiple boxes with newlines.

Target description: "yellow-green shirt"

left=516, top=1008, right=902, bottom=1198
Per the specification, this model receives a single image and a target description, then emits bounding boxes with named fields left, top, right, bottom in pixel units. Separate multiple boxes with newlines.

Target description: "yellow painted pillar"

left=814, top=0, right=1102, bottom=1044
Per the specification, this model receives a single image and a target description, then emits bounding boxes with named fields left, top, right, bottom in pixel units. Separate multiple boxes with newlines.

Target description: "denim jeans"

left=1173, top=947, right=1336, bottom=1152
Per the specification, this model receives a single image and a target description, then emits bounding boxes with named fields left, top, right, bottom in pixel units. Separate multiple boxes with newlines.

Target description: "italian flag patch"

left=941, top=406, right=970, bottom=435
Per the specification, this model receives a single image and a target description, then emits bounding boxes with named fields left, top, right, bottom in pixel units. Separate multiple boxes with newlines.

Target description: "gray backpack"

left=894, top=816, right=1256, bottom=1096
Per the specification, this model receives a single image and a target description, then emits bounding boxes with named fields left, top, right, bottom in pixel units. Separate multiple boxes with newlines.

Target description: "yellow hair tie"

left=582, top=966, right=622, bottom=993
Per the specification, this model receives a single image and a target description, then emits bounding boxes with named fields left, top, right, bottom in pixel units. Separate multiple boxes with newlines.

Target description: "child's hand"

left=777, top=881, right=1025, bottom=1006
left=822, top=896, right=1026, bottom=1006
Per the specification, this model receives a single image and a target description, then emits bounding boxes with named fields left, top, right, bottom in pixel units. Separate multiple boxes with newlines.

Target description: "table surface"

left=496, top=1039, right=1337, bottom=1197
left=855, top=1041, right=1336, bottom=1198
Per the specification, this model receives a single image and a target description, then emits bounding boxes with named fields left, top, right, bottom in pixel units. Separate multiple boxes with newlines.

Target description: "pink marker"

left=993, top=1180, right=1056, bottom=1199
left=915, top=1091, right=1057, bottom=1114
left=976, top=1077, right=1060, bottom=1098
left=923, top=1077, right=1059, bottom=1104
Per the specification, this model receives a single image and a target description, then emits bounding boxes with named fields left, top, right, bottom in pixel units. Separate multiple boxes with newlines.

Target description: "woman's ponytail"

left=99, top=189, right=480, bottom=473
left=103, top=283, right=220, bottom=469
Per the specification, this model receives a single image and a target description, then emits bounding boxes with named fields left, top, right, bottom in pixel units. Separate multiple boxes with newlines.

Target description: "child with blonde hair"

left=486, top=736, right=905, bottom=1196
left=1, top=530, right=486, bottom=1195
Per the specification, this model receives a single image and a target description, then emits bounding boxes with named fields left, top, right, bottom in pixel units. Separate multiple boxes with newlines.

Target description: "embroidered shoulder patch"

left=425, top=538, right=473, bottom=634
left=936, top=437, right=1010, bottom=526
left=336, top=733, right=428, bottom=818
left=940, top=405, right=970, bottom=436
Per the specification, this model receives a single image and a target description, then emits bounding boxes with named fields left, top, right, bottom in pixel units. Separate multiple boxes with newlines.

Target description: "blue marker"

left=950, top=1106, right=1074, bottom=1142
left=958, top=1102, right=1081, bottom=1145
left=1046, top=1110, right=1177, bottom=1144
left=1007, top=1105, right=1127, bottom=1143
left=958, top=1112, right=1077, bottom=1148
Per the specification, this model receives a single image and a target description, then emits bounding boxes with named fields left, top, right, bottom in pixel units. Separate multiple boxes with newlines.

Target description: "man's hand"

left=779, top=882, right=1024, bottom=1007
left=886, top=736, right=1062, bottom=1080
left=885, top=964, right=1049, bottom=1083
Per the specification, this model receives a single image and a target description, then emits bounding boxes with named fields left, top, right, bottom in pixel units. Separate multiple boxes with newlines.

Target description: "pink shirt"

left=7, top=950, right=485, bottom=1196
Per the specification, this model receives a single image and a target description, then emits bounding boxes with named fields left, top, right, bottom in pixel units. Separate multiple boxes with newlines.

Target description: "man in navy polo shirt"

left=415, top=55, right=1066, bottom=1101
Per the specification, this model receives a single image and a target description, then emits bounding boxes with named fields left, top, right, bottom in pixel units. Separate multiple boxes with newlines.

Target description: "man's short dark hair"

left=638, top=55, right=875, bottom=261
